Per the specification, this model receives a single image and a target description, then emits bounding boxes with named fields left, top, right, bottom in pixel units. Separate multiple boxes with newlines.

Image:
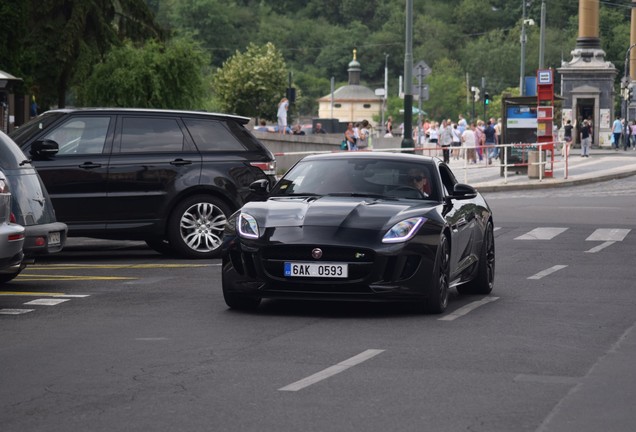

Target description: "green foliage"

left=213, top=42, right=287, bottom=119
left=77, top=38, right=210, bottom=109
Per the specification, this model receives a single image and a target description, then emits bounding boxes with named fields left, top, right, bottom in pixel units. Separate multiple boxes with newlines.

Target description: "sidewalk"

left=445, top=148, right=636, bottom=192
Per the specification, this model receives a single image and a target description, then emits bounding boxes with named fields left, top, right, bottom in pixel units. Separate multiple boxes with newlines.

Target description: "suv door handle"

left=79, top=162, right=102, bottom=169
left=170, top=159, right=192, bottom=166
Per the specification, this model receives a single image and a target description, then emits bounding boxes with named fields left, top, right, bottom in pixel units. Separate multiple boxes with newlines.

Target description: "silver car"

left=0, top=171, right=25, bottom=283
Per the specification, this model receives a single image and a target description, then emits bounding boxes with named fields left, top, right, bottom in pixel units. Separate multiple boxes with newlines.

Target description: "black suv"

left=10, top=108, right=276, bottom=259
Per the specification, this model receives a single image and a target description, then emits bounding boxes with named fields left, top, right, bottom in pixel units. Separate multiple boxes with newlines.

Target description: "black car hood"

left=242, top=196, right=437, bottom=231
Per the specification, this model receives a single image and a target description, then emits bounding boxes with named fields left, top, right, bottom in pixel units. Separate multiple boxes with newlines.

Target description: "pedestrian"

left=624, top=119, right=632, bottom=150
left=475, top=120, right=485, bottom=162
left=439, top=119, right=453, bottom=163
left=451, top=123, right=462, bottom=160
left=344, top=122, right=357, bottom=151
left=631, top=120, right=636, bottom=150
left=612, top=116, right=622, bottom=150
left=385, top=116, right=393, bottom=137
left=462, top=122, right=477, bottom=164
left=277, top=97, right=289, bottom=134
left=580, top=120, right=591, bottom=157
left=458, top=114, right=467, bottom=135
left=357, top=120, right=370, bottom=150
left=292, top=124, right=305, bottom=135
left=484, top=120, right=497, bottom=164
left=563, top=119, right=573, bottom=159
left=428, top=121, right=439, bottom=157
left=313, top=122, right=327, bottom=134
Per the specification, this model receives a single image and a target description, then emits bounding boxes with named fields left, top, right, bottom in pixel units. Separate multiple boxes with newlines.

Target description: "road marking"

left=0, top=291, right=90, bottom=298
left=27, top=264, right=213, bottom=269
left=515, top=227, right=568, bottom=240
left=585, top=229, right=630, bottom=253
left=23, top=298, right=70, bottom=306
left=0, top=308, right=35, bottom=315
left=17, top=274, right=136, bottom=281
left=586, top=229, right=630, bottom=242
left=135, top=337, right=169, bottom=341
left=528, top=265, right=568, bottom=280
left=279, top=349, right=385, bottom=392
left=438, top=297, right=500, bottom=321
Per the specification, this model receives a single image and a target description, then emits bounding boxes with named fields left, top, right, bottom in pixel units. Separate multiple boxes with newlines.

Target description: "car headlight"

left=382, top=217, right=426, bottom=243
left=238, top=213, right=259, bottom=239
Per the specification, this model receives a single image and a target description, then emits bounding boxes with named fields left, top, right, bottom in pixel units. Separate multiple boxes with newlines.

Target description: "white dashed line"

left=515, top=227, right=568, bottom=240
left=528, top=265, right=568, bottom=280
left=0, top=308, right=35, bottom=315
left=279, top=349, right=385, bottom=392
left=438, top=297, right=500, bottom=321
left=23, top=299, right=70, bottom=306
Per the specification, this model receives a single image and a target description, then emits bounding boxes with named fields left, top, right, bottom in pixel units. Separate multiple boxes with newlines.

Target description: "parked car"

left=0, top=131, right=67, bottom=281
left=0, top=170, right=25, bottom=283
left=10, top=108, right=276, bottom=259
left=221, top=152, right=495, bottom=313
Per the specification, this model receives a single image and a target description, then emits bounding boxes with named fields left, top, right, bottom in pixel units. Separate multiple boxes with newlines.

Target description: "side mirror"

left=30, top=139, right=59, bottom=158
left=449, top=183, right=477, bottom=200
left=249, top=179, right=270, bottom=195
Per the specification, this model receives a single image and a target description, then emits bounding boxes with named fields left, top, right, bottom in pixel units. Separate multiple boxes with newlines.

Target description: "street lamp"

left=402, top=0, right=414, bottom=150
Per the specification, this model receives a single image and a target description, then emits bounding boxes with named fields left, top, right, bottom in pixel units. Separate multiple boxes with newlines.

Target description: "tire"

left=458, top=221, right=495, bottom=295
left=0, top=269, right=21, bottom=284
left=145, top=238, right=175, bottom=256
left=167, top=195, right=231, bottom=259
left=423, top=234, right=450, bottom=314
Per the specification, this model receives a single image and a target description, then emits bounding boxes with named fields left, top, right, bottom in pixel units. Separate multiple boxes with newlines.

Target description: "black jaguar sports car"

left=221, top=152, right=495, bottom=314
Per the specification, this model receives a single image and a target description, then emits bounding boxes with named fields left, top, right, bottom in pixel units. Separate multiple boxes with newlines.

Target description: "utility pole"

left=402, top=0, right=414, bottom=151
left=520, top=0, right=527, bottom=96
left=539, top=0, right=546, bottom=69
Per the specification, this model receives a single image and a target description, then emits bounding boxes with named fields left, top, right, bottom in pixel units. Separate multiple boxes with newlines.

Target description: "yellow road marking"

left=27, top=263, right=213, bottom=270
left=17, top=274, right=136, bottom=280
left=0, top=291, right=68, bottom=297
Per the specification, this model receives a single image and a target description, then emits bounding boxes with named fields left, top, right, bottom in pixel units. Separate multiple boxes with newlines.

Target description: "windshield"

left=271, top=158, right=439, bottom=201
left=9, top=112, right=66, bottom=145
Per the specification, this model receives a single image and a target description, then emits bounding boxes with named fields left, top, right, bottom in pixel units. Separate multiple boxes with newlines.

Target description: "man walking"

left=580, top=120, right=591, bottom=157
left=612, top=116, right=622, bottom=150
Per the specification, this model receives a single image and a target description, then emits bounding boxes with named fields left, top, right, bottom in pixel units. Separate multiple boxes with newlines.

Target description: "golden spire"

left=353, top=48, right=357, bottom=61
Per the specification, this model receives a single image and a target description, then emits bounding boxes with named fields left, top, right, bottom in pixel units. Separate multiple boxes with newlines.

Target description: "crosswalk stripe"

left=586, top=228, right=631, bottom=242
left=0, top=308, right=35, bottom=315
left=515, top=227, right=568, bottom=240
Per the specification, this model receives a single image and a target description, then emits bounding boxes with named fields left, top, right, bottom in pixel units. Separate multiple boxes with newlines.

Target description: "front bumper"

left=222, top=237, right=439, bottom=302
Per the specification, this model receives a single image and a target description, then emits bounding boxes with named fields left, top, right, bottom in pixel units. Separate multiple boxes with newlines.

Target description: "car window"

left=183, top=118, right=247, bottom=151
left=120, top=117, right=185, bottom=153
left=44, top=117, right=110, bottom=155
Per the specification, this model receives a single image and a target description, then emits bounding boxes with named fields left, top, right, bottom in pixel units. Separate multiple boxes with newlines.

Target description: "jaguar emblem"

left=311, top=248, right=323, bottom=260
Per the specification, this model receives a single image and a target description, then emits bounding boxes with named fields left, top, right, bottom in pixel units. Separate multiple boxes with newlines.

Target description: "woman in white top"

left=461, top=123, right=477, bottom=164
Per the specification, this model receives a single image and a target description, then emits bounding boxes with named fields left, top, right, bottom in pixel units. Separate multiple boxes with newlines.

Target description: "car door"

left=438, top=164, right=476, bottom=276
left=25, top=115, right=114, bottom=230
left=106, top=114, right=202, bottom=233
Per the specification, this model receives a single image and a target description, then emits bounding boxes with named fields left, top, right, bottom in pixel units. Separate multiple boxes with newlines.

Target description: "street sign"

left=412, top=84, right=429, bottom=100
left=413, top=60, right=431, bottom=77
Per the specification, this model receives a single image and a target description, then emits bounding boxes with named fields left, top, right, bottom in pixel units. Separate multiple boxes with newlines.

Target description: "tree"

left=422, top=57, right=465, bottom=121
left=77, top=38, right=210, bottom=109
left=20, top=0, right=162, bottom=109
left=213, top=42, right=288, bottom=119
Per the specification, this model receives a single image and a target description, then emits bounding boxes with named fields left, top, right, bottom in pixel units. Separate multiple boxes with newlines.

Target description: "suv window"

left=120, top=117, right=184, bottom=153
left=183, top=118, right=246, bottom=151
left=44, top=117, right=110, bottom=155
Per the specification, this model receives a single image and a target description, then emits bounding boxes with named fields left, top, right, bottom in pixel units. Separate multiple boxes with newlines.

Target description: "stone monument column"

left=577, top=0, right=601, bottom=49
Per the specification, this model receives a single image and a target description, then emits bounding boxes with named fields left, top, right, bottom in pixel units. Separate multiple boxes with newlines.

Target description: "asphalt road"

left=1, top=176, right=635, bottom=432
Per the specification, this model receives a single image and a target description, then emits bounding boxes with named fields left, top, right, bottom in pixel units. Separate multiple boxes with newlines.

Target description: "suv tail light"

left=250, top=161, right=276, bottom=176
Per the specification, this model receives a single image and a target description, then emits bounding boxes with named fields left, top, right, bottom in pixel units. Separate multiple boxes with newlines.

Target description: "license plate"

left=284, top=262, right=348, bottom=278
left=48, top=231, right=61, bottom=246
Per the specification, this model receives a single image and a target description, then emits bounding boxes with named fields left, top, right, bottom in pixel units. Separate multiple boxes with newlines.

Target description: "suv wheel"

left=167, top=195, right=231, bottom=259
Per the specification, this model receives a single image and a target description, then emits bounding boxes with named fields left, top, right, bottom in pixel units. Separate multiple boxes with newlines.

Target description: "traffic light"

left=484, top=92, right=491, bottom=105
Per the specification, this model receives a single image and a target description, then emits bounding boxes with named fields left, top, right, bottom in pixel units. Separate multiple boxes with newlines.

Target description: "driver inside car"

left=407, top=168, right=431, bottom=196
